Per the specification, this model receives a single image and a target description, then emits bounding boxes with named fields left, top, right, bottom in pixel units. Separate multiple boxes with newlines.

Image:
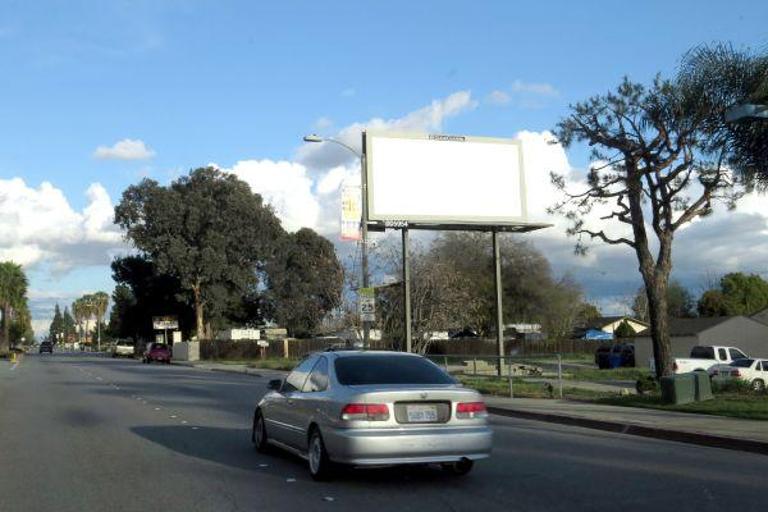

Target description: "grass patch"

left=599, top=393, right=768, bottom=421
left=564, top=367, right=650, bottom=382
left=458, top=376, right=616, bottom=400
left=204, top=358, right=298, bottom=371
left=245, top=358, right=298, bottom=371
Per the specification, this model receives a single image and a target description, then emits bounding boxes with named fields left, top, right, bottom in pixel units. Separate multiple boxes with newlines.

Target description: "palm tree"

left=72, top=298, right=87, bottom=347
left=92, top=292, right=109, bottom=351
left=678, top=43, right=768, bottom=185
left=0, top=262, right=29, bottom=356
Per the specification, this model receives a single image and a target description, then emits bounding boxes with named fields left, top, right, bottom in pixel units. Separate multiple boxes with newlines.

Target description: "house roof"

left=636, top=316, right=736, bottom=337
left=752, top=308, right=768, bottom=326
left=587, top=316, right=648, bottom=330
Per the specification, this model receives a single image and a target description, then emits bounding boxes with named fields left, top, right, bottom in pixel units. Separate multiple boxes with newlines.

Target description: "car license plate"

left=406, top=404, right=438, bottom=422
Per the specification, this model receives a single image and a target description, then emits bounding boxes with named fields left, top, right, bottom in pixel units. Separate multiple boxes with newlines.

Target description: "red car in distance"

left=143, top=343, right=171, bottom=364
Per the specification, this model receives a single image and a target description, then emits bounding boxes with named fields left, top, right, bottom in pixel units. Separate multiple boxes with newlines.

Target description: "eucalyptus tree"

left=0, top=261, right=29, bottom=355
left=115, top=167, right=284, bottom=339
left=264, top=228, right=344, bottom=337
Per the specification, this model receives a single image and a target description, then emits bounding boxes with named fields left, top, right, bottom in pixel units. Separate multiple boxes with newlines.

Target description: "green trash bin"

left=660, top=373, right=696, bottom=405
left=693, top=370, right=714, bottom=402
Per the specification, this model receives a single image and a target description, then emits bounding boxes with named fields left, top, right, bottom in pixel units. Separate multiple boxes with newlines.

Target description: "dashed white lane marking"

left=154, top=407, right=161, bottom=411
left=323, top=497, right=335, bottom=502
left=170, top=415, right=178, bottom=419
left=286, top=478, right=296, bottom=483
left=180, top=420, right=188, bottom=424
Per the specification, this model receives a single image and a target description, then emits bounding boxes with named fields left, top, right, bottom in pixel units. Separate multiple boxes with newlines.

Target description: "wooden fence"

left=199, top=337, right=600, bottom=361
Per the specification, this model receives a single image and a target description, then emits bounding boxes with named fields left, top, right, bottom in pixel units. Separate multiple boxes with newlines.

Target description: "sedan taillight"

left=341, top=403, right=390, bottom=421
left=456, top=401, right=488, bottom=419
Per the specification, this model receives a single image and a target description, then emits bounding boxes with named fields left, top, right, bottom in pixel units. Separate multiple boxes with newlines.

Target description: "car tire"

left=252, top=410, right=271, bottom=453
left=442, top=459, right=474, bottom=476
left=752, top=379, right=765, bottom=393
left=307, top=427, right=334, bottom=481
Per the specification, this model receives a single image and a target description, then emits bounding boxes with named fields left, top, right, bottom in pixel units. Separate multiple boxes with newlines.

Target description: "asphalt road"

left=1, top=353, right=767, bottom=512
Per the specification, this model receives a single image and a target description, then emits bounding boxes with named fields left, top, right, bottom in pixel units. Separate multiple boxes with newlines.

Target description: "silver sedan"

left=251, top=350, right=493, bottom=480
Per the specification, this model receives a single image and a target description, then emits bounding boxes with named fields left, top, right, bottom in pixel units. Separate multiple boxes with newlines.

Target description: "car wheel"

left=307, top=428, right=334, bottom=481
left=752, top=379, right=765, bottom=393
left=442, top=458, right=474, bottom=476
left=252, top=410, right=271, bottom=453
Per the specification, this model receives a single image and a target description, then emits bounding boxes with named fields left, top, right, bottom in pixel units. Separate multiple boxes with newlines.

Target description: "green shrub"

left=635, top=374, right=659, bottom=395
left=712, top=379, right=755, bottom=395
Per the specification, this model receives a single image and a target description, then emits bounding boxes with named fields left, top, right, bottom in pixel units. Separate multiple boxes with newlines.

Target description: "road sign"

left=358, top=287, right=375, bottom=322
left=152, top=316, right=179, bottom=330
left=257, top=340, right=269, bottom=348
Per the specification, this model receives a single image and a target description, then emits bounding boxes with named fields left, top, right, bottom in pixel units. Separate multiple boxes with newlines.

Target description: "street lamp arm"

left=303, top=134, right=362, bottom=159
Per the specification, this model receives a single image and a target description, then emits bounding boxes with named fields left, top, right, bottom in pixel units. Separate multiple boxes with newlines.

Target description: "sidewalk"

left=485, top=396, right=768, bottom=455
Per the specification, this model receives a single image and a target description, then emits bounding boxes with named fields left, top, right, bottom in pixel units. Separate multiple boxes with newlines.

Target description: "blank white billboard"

left=364, top=132, right=526, bottom=226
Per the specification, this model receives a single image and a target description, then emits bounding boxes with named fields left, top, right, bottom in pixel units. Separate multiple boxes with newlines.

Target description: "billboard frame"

left=363, top=131, right=530, bottom=229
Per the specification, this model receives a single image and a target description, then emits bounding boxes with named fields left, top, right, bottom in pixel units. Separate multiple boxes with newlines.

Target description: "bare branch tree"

left=551, top=76, right=744, bottom=377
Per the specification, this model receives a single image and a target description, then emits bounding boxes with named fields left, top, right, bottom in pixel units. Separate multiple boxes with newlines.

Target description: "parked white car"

left=673, top=345, right=749, bottom=374
left=712, top=358, right=768, bottom=392
left=112, top=340, right=136, bottom=358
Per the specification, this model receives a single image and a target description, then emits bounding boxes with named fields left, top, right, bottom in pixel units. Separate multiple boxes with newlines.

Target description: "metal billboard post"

left=361, top=132, right=370, bottom=349
left=493, top=230, right=504, bottom=377
left=402, top=227, right=412, bottom=353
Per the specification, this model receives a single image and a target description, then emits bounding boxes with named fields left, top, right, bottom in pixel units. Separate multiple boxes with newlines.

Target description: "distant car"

left=112, top=340, right=136, bottom=358
left=143, top=343, right=171, bottom=364
left=252, top=350, right=492, bottom=480
left=595, top=343, right=634, bottom=369
left=711, top=358, right=768, bottom=392
left=39, top=341, right=53, bottom=354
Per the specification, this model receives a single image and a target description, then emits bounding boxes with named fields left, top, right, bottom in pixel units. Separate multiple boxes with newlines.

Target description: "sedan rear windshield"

left=334, top=355, right=455, bottom=386
left=730, top=359, right=754, bottom=368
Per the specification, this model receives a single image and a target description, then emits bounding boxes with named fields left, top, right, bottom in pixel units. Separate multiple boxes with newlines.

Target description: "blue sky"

left=1, top=1, right=767, bottom=335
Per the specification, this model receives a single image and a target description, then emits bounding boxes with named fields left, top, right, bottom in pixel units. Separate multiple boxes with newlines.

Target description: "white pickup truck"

left=673, top=345, right=749, bottom=374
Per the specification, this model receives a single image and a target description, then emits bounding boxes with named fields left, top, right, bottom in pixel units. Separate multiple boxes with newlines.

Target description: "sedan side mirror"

left=267, top=379, right=283, bottom=391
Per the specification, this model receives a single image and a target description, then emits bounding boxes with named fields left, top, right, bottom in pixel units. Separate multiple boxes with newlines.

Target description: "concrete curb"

left=171, top=361, right=285, bottom=378
left=487, top=406, right=768, bottom=456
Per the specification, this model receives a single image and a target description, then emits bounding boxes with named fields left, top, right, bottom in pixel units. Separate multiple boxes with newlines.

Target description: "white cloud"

left=93, top=138, right=155, bottom=160
left=510, top=79, right=559, bottom=97
left=515, top=130, right=768, bottom=312
left=0, top=178, right=126, bottom=271
left=314, top=117, right=333, bottom=130
left=295, top=90, right=478, bottom=170
left=486, top=80, right=560, bottom=109
left=225, top=159, right=320, bottom=233
left=486, top=90, right=511, bottom=105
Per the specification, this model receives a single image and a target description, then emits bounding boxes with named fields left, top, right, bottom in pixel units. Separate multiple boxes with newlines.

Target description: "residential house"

left=573, top=315, right=648, bottom=340
left=752, top=308, right=768, bottom=326
left=632, top=316, right=768, bottom=368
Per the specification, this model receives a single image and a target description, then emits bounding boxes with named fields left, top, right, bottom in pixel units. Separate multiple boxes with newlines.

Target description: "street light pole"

left=303, top=133, right=371, bottom=347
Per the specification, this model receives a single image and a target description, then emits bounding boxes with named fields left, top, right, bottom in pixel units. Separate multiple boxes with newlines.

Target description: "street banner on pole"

left=358, top=287, right=375, bottom=322
left=341, top=185, right=362, bottom=241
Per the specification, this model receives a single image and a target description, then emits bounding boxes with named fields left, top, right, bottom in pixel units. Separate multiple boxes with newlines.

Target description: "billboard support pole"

left=402, top=227, right=412, bottom=353
left=493, top=229, right=505, bottom=377
left=361, top=132, right=370, bottom=348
